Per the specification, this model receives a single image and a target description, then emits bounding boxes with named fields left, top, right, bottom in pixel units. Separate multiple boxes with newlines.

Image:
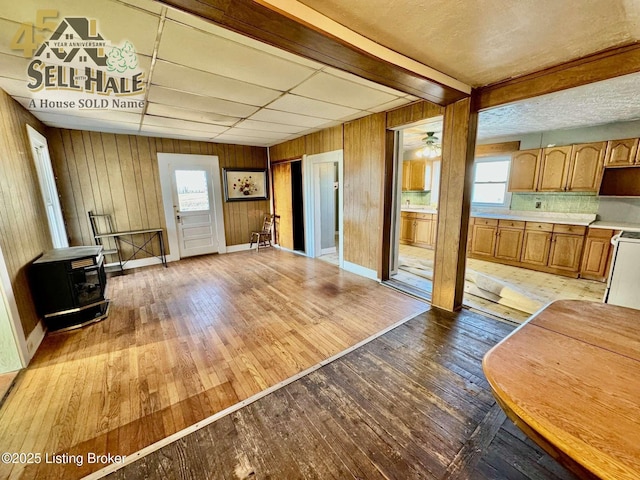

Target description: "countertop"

left=589, top=220, right=640, bottom=232
left=401, top=207, right=596, bottom=226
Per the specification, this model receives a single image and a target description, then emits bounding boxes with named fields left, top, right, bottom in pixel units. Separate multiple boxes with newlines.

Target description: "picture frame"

left=223, top=168, right=269, bottom=202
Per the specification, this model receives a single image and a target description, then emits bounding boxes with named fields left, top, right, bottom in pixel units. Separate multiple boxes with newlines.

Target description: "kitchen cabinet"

left=547, top=224, right=586, bottom=272
left=494, top=220, right=525, bottom=261
left=508, top=143, right=605, bottom=193
left=402, top=160, right=431, bottom=191
left=567, top=142, right=606, bottom=191
left=470, top=218, right=498, bottom=257
left=580, top=228, right=615, bottom=281
left=521, top=222, right=553, bottom=266
left=400, top=212, right=436, bottom=248
left=604, top=138, right=639, bottom=167
left=508, top=149, right=541, bottom=192
left=538, top=146, right=572, bottom=191
left=469, top=218, right=587, bottom=277
left=431, top=214, right=438, bottom=246
left=400, top=213, right=416, bottom=244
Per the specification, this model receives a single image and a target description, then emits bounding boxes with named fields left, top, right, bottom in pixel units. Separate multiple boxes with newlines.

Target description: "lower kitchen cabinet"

left=414, top=217, right=433, bottom=246
left=580, top=228, right=615, bottom=281
left=521, top=229, right=552, bottom=265
left=548, top=233, right=584, bottom=271
left=470, top=219, right=498, bottom=257
left=494, top=221, right=525, bottom=261
left=400, top=212, right=436, bottom=248
left=400, top=214, right=415, bottom=244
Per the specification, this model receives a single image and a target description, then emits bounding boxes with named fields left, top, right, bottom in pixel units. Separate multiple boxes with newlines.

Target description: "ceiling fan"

left=418, top=131, right=441, bottom=158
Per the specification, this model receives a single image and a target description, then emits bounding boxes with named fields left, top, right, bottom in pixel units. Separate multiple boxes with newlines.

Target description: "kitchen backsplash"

left=510, top=192, right=599, bottom=214
left=402, top=191, right=431, bottom=205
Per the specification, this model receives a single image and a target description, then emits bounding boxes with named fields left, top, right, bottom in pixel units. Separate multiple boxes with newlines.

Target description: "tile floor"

left=396, top=244, right=607, bottom=323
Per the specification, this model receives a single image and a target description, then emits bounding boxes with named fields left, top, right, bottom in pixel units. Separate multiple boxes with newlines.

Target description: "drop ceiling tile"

left=212, top=134, right=270, bottom=146
left=249, top=108, right=330, bottom=128
left=292, top=72, right=400, bottom=109
left=146, top=103, right=239, bottom=126
left=0, top=76, right=33, bottom=97
left=323, top=66, right=409, bottom=96
left=234, top=119, right=307, bottom=134
left=267, top=94, right=360, bottom=120
left=222, top=128, right=291, bottom=140
left=35, top=111, right=140, bottom=131
left=0, top=1, right=160, bottom=56
left=147, top=85, right=259, bottom=117
left=368, top=97, right=413, bottom=113
left=152, top=60, right=282, bottom=106
left=142, top=114, right=228, bottom=134
left=166, top=8, right=324, bottom=70
left=159, top=21, right=316, bottom=91
left=108, top=0, right=163, bottom=15
left=140, top=125, right=214, bottom=140
left=0, top=53, right=29, bottom=80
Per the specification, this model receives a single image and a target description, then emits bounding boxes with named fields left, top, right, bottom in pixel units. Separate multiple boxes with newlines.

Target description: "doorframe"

left=302, top=150, right=344, bottom=268
left=0, top=243, right=28, bottom=370
left=26, top=125, right=68, bottom=249
left=157, top=153, right=226, bottom=261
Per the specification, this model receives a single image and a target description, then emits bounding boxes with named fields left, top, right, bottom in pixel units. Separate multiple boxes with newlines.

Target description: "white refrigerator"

left=604, top=231, right=640, bottom=309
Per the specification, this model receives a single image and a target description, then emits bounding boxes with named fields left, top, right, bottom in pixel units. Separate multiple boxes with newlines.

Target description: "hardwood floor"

left=108, top=309, right=577, bottom=480
left=0, top=250, right=427, bottom=480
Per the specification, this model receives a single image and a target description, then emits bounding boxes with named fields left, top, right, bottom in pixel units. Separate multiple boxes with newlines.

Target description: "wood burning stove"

left=30, top=246, right=110, bottom=331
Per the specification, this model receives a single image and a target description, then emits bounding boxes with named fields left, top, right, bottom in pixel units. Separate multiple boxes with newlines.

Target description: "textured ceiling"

left=298, top=0, right=640, bottom=87
left=477, top=71, right=640, bottom=140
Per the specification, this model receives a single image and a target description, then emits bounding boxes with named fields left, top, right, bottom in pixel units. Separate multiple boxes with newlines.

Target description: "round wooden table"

left=483, top=300, right=640, bottom=480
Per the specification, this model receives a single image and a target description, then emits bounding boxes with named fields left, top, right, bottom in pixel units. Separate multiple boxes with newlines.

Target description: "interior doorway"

left=303, top=150, right=344, bottom=267
left=272, top=159, right=305, bottom=253
left=387, top=118, right=443, bottom=299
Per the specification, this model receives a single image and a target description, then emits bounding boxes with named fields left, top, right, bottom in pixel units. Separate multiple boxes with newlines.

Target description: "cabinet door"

left=470, top=224, right=497, bottom=257
left=431, top=215, right=438, bottom=247
left=580, top=230, right=614, bottom=281
left=494, top=228, right=524, bottom=261
left=508, top=149, right=542, bottom=192
left=567, top=142, right=605, bottom=192
left=604, top=138, right=638, bottom=167
left=548, top=234, right=584, bottom=272
left=402, top=161, right=411, bottom=191
left=400, top=216, right=415, bottom=243
left=414, top=218, right=432, bottom=246
left=521, top=230, right=552, bottom=266
left=538, top=146, right=572, bottom=191
left=409, top=159, right=427, bottom=191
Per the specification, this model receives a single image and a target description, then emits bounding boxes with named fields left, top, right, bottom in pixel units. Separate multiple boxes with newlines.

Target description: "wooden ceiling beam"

left=477, top=42, right=640, bottom=111
left=159, top=0, right=469, bottom=106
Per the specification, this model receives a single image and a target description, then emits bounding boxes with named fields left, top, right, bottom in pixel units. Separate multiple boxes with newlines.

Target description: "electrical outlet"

left=535, top=201, right=542, bottom=209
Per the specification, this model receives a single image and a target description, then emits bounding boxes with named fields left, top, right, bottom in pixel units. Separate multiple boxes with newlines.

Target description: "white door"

left=27, top=125, right=68, bottom=248
left=172, top=166, right=218, bottom=257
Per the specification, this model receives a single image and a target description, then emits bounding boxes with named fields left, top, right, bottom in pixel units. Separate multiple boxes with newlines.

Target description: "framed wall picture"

left=223, top=168, right=268, bottom=202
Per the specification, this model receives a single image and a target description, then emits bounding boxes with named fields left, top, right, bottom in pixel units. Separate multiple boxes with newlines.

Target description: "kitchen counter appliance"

left=604, top=231, right=640, bottom=309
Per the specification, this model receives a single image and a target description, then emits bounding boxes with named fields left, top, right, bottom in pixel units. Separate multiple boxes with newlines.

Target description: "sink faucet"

left=405, top=200, right=410, bottom=206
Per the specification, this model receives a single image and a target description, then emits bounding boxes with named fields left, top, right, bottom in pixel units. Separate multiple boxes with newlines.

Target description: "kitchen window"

left=472, top=156, right=511, bottom=207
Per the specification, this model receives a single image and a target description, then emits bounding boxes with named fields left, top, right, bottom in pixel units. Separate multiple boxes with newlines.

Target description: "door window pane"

left=175, top=170, right=209, bottom=211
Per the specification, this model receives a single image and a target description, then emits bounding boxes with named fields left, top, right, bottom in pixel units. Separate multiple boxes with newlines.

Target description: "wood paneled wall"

left=269, top=125, right=343, bottom=162
left=47, top=129, right=269, bottom=258
left=386, top=101, right=445, bottom=128
left=343, top=113, right=386, bottom=271
left=0, top=89, right=52, bottom=337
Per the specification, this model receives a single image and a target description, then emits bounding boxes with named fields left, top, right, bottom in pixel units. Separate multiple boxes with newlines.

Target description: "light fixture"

left=419, top=132, right=441, bottom=158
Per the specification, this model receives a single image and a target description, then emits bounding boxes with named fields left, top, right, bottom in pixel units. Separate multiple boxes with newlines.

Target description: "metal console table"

left=94, top=228, right=167, bottom=270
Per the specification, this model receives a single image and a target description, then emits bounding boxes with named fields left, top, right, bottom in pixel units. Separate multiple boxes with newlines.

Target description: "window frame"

left=471, top=155, right=512, bottom=209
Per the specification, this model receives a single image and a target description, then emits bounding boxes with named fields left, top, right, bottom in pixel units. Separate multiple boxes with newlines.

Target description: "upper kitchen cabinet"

left=508, top=149, right=541, bottom=192
left=508, top=142, right=605, bottom=193
left=566, top=142, right=606, bottom=191
left=604, top=138, right=639, bottom=167
left=402, top=159, right=432, bottom=191
left=538, top=146, right=572, bottom=191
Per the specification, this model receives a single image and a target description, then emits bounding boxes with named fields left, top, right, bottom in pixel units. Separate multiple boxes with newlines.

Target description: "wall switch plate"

left=535, top=201, right=542, bottom=209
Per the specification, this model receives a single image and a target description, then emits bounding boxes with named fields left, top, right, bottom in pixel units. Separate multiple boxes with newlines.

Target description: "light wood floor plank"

left=0, top=250, right=426, bottom=479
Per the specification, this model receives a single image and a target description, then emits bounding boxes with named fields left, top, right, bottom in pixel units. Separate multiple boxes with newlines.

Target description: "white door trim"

left=26, top=125, right=68, bottom=248
left=0, top=242, right=28, bottom=369
left=302, top=150, right=343, bottom=268
left=157, top=153, right=226, bottom=260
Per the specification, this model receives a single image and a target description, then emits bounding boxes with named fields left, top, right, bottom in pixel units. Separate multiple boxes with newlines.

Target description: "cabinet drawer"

left=401, top=212, right=417, bottom=219
left=525, top=222, right=553, bottom=232
left=498, top=219, right=525, bottom=229
left=586, top=228, right=615, bottom=238
left=415, top=213, right=432, bottom=220
left=474, top=218, right=498, bottom=226
left=553, top=224, right=586, bottom=235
